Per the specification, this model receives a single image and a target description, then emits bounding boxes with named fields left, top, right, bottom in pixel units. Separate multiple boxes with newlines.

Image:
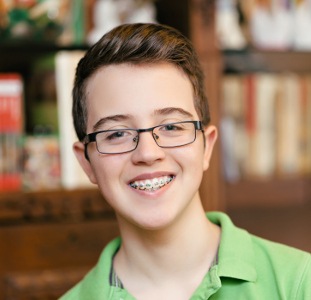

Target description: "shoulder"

left=250, top=234, right=311, bottom=299
left=208, top=211, right=311, bottom=299
left=207, top=211, right=310, bottom=266
left=59, top=283, right=82, bottom=300
left=252, top=235, right=310, bottom=282
left=250, top=233, right=310, bottom=274
left=251, top=233, right=310, bottom=265
left=59, top=237, right=122, bottom=300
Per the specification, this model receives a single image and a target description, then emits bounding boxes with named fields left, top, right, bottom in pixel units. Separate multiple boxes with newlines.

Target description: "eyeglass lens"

left=95, top=122, right=197, bottom=154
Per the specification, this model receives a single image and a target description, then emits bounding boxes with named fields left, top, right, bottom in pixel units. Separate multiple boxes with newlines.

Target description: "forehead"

left=85, top=63, right=198, bottom=129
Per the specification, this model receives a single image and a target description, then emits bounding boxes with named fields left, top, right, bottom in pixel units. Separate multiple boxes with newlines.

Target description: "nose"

left=131, top=131, right=166, bottom=165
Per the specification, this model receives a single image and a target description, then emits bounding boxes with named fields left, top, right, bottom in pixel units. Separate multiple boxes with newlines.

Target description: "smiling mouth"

left=129, top=175, right=175, bottom=192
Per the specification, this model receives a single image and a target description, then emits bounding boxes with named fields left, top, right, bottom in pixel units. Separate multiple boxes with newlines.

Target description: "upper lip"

left=128, top=172, right=175, bottom=183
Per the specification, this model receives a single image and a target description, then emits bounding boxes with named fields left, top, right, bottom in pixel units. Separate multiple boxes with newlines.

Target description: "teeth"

left=130, top=176, right=174, bottom=191
left=145, top=180, right=152, bottom=189
left=139, top=182, right=145, bottom=190
left=153, top=178, right=160, bottom=188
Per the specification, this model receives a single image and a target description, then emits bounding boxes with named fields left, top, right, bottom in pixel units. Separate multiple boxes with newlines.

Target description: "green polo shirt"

left=60, top=212, right=311, bottom=299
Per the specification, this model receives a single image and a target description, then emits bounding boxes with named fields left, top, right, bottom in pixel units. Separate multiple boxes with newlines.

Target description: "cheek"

left=173, top=147, right=205, bottom=199
left=92, top=167, right=120, bottom=206
left=174, top=145, right=206, bottom=174
left=90, top=155, right=123, bottom=188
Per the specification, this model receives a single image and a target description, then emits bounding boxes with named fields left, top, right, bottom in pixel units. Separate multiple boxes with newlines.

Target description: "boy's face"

left=74, top=63, right=217, bottom=231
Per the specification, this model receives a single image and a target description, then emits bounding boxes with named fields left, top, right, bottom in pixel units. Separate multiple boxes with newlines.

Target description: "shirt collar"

left=207, top=212, right=257, bottom=283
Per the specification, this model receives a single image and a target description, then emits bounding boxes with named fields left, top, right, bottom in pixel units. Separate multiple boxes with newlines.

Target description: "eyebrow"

left=154, top=107, right=194, bottom=118
left=92, top=114, right=131, bottom=132
left=92, top=107, right=194, bottom=131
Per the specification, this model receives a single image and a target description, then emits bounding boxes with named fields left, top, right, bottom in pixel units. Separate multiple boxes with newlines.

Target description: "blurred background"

left=0, top=0, right=310, bottom=299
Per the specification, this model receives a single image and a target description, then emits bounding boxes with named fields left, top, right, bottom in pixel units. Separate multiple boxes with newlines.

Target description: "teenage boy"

left=60, top=23, right=310, bottom=300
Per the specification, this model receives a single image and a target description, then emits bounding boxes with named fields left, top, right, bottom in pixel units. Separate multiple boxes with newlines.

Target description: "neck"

left=114, top=195, right=221, bottom=292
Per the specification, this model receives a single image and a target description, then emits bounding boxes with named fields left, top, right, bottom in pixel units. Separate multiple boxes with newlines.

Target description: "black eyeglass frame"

left=83, top=120, right=204, bottom=159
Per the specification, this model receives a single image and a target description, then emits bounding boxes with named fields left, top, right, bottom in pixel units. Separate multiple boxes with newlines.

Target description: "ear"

left=202, top=125, right=218, bottom=171
left=73, top=141, right=98, bottom=184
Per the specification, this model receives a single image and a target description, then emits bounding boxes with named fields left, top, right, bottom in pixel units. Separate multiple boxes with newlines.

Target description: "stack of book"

left=0, top=74, right=23, bottom=191
left=221, top=72, right=311, bottom=182
left=0, top=50, right=94, bottom=193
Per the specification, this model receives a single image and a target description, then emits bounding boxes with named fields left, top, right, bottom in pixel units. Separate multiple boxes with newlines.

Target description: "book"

left=220, top=74, right=247, bottom=182
left=22, top=134, right=61, bottom=191
left=251, top=73, right=277, bottom=178
left=55, top=51, right=94, bottom=189
left=27, top=54, right=59, bottom=134
left=300, top=75, right=311, bottom=174
left=0, top=73, right=23, bottom=192
left=244, top=73, right=257, bottom=177
left=275, top=73, right=301, bottom=177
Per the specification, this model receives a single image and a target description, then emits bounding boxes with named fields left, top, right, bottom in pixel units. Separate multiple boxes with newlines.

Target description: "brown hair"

left=72, top=23, right=210, bottom=141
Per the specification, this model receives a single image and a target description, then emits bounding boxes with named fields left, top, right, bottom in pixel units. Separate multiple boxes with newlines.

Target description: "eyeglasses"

left=83, top=121, right=203, bottom=157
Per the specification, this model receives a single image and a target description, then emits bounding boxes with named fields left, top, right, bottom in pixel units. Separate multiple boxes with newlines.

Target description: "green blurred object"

left=28, top=54, right=59, bottom=134
left=72, top=0, right=86, bottom=45
left=0, top=0, right=85, bottom=44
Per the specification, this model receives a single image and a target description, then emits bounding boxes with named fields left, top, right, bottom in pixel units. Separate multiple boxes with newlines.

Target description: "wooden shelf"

left=223, top=49, right=311, bottom=73
left=0, top=188, right=115, bottom=225
left=0, top=42, right=88, bottom=73
left=226, top=177, right=311, bottom=208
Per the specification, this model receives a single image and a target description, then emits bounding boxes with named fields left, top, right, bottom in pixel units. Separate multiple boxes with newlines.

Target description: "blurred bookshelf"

left=217, top=0, right=311, bottom=252
left=220, top=50, right=311, bottom=208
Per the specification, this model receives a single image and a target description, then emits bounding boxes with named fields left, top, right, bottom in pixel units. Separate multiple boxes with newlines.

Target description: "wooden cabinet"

left=0, top=189, right=119, bottom=299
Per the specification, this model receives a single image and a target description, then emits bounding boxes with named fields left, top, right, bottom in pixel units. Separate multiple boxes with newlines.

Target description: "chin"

left=137, top=219, right=171, bottom=232
left=130, top=209, right=181, bottom=232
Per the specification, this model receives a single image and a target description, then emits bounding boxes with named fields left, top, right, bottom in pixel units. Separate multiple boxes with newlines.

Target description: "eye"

left=106, top=130, right=128, bottom=140
left=160, top=123, right=184, bottom=131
